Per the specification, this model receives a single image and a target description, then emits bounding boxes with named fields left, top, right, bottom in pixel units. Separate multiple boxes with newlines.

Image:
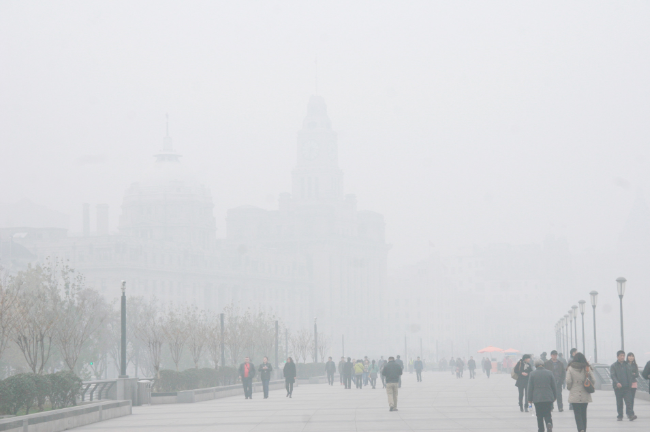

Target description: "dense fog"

left=1, top=1, right=649, bottom=379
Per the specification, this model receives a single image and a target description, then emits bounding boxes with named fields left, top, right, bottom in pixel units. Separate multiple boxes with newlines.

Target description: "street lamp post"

left=590, top=291, right=598, bottom=363
left=572, top=305, right=578, bottom=351
left=314, top=318, right=318, bottom=363
left=564, top=314, right=569, bottom=355
left=616, top=277, right=626, bottom=351
left=568, top=309, right=573, bottom=350
left=120, top=281, right=128, bottom=378
left=578, top=300, right=586, bottom=354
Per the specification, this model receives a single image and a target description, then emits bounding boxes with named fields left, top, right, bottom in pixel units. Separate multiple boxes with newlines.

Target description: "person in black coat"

left=325, top=357, right=336, bottom=385
left=283, top=357, right=297, bottom=398
left=258, top=357, right=273, bottom=399
left=342, top=357, right=353, bottom=389
left=414, top=357, right=424, bottom=382
left=515, top=354, right=533, bottom=412
left=527, top=358, right=557, bottom=432
left=238, top=357, right=256, bottom=399
left=642, top=360, right=650, bottom=395
left=467, top=357, right=477, bottom=379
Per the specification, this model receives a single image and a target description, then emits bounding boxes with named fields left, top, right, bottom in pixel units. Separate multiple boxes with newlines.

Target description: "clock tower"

left=292, top=95, right=343, bottom=202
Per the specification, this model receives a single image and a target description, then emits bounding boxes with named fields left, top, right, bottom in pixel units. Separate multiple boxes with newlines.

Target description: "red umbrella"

left=478, top=346, right=504, bottom=353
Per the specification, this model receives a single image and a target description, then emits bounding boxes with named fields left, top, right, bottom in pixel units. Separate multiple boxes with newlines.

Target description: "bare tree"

left=317, top=333, right=330, bottom=362
left=11, top=262, right=60, bottom=374
left=134, top=300, right=165, bottom=378
left=161, top=305, right=189, bottom=371
left=205, top=312, right=222, bottom=369
left=55, top=278, right=110, bottom=372
left=223, top=305, right=244, bottom=365
left=186, top=306, right=208, bottom=369
left=0, top=267, right=21, bottom=363
left=291, top=328, right=312, bottom=363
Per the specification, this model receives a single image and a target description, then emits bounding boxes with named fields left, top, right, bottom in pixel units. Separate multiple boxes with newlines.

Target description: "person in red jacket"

left=238, top=357, right=256, bottom=399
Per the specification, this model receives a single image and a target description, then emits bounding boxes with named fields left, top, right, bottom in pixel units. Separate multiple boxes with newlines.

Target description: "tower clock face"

left=302, top=140, right=319, bottom=160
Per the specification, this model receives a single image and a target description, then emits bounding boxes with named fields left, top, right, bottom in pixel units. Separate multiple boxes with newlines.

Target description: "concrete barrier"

left=0, top=400, right=131, bottom=432
left=151, top=380, right=286, bottom=404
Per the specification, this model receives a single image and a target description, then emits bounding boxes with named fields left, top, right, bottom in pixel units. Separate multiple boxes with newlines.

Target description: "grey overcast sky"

left=1, top=1, right=649, bottom=269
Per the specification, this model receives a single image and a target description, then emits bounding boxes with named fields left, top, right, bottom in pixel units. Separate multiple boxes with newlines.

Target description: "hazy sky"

left=2, top=1, right=649, bottom=269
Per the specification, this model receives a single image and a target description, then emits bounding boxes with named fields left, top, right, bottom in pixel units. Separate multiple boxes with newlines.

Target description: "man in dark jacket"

left=325, top=357, right=336, bottom=385
left=414, top=357, right=424, bottom=382
left=382, top=356, right=403, bottom=411
left=611, top=350, right=636, bottom=421
left=338, top=357, right=345, bottom=385
left=342, top=357, right=353, bottom=389
left=468, top=357, right=476, bottom=379
left=239, top=357, right=256, bottom=399
left=396, top=355, right=404, bottom=388
left=544, top=350, right=566, bottom=412
left=258, top=357, right=273, bottom=399
left=528, top=358, right=557, bottom=432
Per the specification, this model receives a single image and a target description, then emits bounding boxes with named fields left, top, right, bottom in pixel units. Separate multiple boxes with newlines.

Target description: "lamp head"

left=578, top=300, right=586, bottom=314
left=589, top=290, right=598, bottom=307
left=121, top=280, right=126, bottom=293
left=571, top=305, right=578, bottom=316
left=616, top=277, right=626, bottom=297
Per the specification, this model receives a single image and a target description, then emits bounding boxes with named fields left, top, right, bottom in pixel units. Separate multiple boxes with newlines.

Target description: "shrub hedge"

left=155, top=367, right=239, bottom=392
left=0, top=371, right=81, bottom=416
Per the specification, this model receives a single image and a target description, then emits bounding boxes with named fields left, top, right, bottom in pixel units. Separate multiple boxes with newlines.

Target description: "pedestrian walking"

left=610, top=350, right=636, bottom=421
left=369, top=359, right=379, bottom=389
left=527, top=358, right=557, bottom=432
left=283, top=356, right=296, bottom=398
left=338, top=356, right=345, bottom=385
left=396, top=355, right=404, bottom=388
left=484, top=357, right=492, bottom=378
left=363, top=359, right=370, bottom=386
left=467, top=356, right=476, bottom=379
left=566, top=352, right=595, bottom=432
left=238, top=357, right=256, bottom=399
left=544, top=350, right=566, bottom=412
left=515, top=354, right=533, bottom=412
left=325, top=356, right=336, bottom=385
left=379, top=356, right=387, bottom=388
left=342, top=357, right=353, bottom=389
left=456, top=357, right=464, bottom=378
left=258, top=357, right=273, bottom=399
left=450, top=357, right=456, bottom=375
left=382, top=356, right=403, bottom=411
left=414, top=356, right=423, bottom=382
left=627, top=353, right=639, bottom=418
left=354, top=359, right=364, bottom=389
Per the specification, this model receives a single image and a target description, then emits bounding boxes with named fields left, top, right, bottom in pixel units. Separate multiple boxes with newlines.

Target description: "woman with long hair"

left=283, top=357, right=296, bottom=398
left=514, top=354, right=532, bottom=412
left=627, top=352, right=639, bottom=419
left=369, top=359, right=379, bottom=389
left=566, top=352, right=595, bottom=432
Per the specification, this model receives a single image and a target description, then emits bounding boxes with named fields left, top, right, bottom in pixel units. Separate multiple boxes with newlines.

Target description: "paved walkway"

left=76, top=371, right=648, bottom=431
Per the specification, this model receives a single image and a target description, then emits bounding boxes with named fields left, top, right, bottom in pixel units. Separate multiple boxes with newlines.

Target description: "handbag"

left=583, top=367, right=595, bottom=394
left=511, top=362, right=519, bottom=380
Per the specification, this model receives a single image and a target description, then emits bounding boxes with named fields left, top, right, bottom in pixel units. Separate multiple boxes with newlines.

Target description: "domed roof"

left=126, top=132, right=209, bottom=198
